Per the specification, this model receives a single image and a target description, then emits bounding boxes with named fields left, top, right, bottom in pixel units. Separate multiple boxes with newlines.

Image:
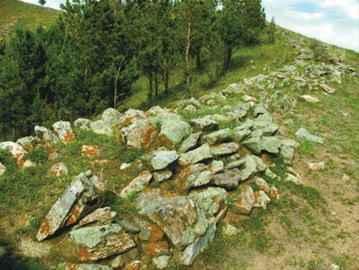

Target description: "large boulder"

left=0, top=141, right=27, bottom=166
left=34, top=126, right=60, bottom=145
left=36, top=171, right=102, bottom=241
left=150, top=150, right=179, bottom=171
left=122, top=118, right=157, bottom=149
left=120, top=171, right=152, bottom=198
left=179, top=132, right=201, bottom=153
left=52, top=121, right=75, bottom=143
left=158, top=119, right=191, bottom=149
left=69, top=224, right=136, bottom=261
left=89, top=120, right=113, bottom=137
left=137, top=190, right=208, bottom=249
left=101, top=107, right=123, bottom=127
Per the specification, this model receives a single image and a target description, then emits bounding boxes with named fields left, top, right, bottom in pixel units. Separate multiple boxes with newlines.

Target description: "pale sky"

left=20, top=0, right=359, bottom=52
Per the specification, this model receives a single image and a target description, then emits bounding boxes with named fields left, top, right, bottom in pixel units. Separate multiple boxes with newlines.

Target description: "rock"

left=190, top=116, right=218, bottom=130
left=331, top=264, right=340, bottom=270
left=253, top=113, right=279, bottom=135
left=179, top=144, right=212, bottom=166
left=158, top=119, right=191, bottom=148
left=81, top=145, right=99, bottom=158
left=253, top=176, right=270, bottom=192
left=34, top=126, right=60, bottom=145
left=0, top=162, right=6, bottom=176
left=23, top=159, right=36, bottom=168
left=233, top=128, right=251, bottom=142
left=211, top=169, right=241, bottom=190
left=53, top=121, right=75, bottom=143
left=188, top=170, right=213, bottom=188
left=242, top=95, right=257, bottom=103
left=296, top=128, right=324, bottom=143
left=145, top=241, right=170, bottom=256
left=111, top=248, right=140, bottom=269
left=101, top=107, right=123, bottom=127
left=46, top=163, right=68, bottom=177
left=89, top=120, right=113, bottom=137
left=224, top=224, right=238, bottom=235
left=224, top=83, right=243, bottom=95
left=57, top=263, right=112, bottom=270
left=151, top=150, right=179, bottom=171
left=120, top=163, right=131, bottom=170
left=270, top=186, right=280, bottom=199
left=74, top=118, right=91, bottom=131
left=208, top=160, right=224, bottom=174
left=16, top=136, right=39, bottom=151
left=120, top=171, right=152, bottom=198
left=261, top=136, right=282, bottom=154
left=123, top=261, right=141, bottom=270
left=201, top=129, right=233, bottom=145
left=307, top=161, right=325, bottom=171
left=285, top=173, right=302, bottom=184
left=36, top=171, right=102, bottom=241
left=183, top=104, right=197, bottom=114
left=279, top=138, right=299, bottom=164
left=137, top=190, right=208, bottom=249
left=320, top=83, right=336, bottom=94
left=153, top=169, right=173, bottom=182
left=153, top=255, right=170, bottom=269
left=122, top=119, right=157, bottom=149
left=70, top=224, right=136, bottom=261
left=254, top=191, right=271, bottom=209
left=210, top=142, right=240, bottom=156
left=0, top=141, right=27, bottom=166
left=79, top=207, right=116, bottom=226
left=243, top=136, right=262, bottom=154
left=239, top=155, right=266, bottom=181
left=225, top=159, right=246, bottom=170
left=231, top=185, right=255, bottom=215
left=178, top=163, right=207, bottom=182
left=300, top=95, right=320, bottom=103
left=179, top=132, right=201, bottom=153
left=122, top=109, right=146, bottom=126
left=298, top=48, right=314, bottom=60
left=189, top=187, right=228, bottom=218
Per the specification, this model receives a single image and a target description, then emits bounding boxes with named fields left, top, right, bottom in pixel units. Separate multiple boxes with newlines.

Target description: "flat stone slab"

left=296, top=128, right=324, bottom=143
left=179, top=144, right=213, bottom=166
left=151, top=150, right=179, bottom=171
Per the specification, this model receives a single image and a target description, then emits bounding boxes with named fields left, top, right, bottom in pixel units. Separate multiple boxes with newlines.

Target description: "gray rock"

left=179, top=132, right=201, bottom=153
left=230, top=185, right=255, bottom=215
left=151, top=150, right=179, bottom=171
left=79, top=207, right=116, bottom=226
left=37, top=171, right=101, bottom=241
left=0, top=162, right=6, bottom=176
left=239, top=155, right=266, bottom=181
left=16, top=136, right=39, bottom=151
left=120, top=171, right=152, bottom=198
left=122, top=118, right=157, bottom=149
left=280, top=138, right=299, bottom=164
left=190, top=116, right=218, bottom=130
left=189, top=187, right=228, bottom=218
left=254, top=105, right=267, bottom=116
left=210, top=142, right=240, bottom=156
left=253, top=176, right=270, bottom=192
left=183, top=104, right=197, bottom=114
left=34, top=126, right=60, bottom=145
left=254, top=191, right=271, bottom=209
left=69, top=224, right=136, bottom=261
left=253, top=114, right=279, bottom=135
left=153, top=169, right=173, bottom=182
left=153, top=255, right=171, bottom=269
left=320, top=83, right=336, bottom=94
left=101, top=107, right=123, bottom=127
left=233, top=128, right=252, bottom=142
left=201, top=129, right=233, bottom=145
left=0, top=142, right=27, bottom=165
left=211, top=169, right=241, bottom=190
left=208, top=160, right=224, bottom=174
left=296, top=128, right=324, bottom=143
left=111, top=248, right=140, bottom=269
left=261, top=136, right=282, bottom=154
left=74, top=118, right=91, bottom=131
left=300, top=95, right=320, bottom=103
left=179, top=144, right=213, bottom=166
left=57, top=263, right=112, bottom=270
left=225, top=159, right=246, bottom=170
left=46, top=163, right=68, bottom=177
left=307, top=161, right=325, bottom=171
left=52, top=121, right=75, bottom=143
left=188, top=170, right=213, bottom=188
left=243, top=136, right=262, bottom=155
left=89, top=120, right=113, bottom=137
left=178, top=163, right=208, bottom=182
left=137, top=190, right=208, bottom=249
left=158, top=118, right=191, bottom=148
left=122, top=109, right=146, bottom=125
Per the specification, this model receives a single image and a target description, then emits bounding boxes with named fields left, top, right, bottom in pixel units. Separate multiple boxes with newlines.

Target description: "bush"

left=26, top=146, right=48, bottom=163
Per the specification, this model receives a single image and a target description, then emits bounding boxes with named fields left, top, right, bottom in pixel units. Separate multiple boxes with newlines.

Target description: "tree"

left=240, top=0, right=266, bottom=44
left=39, top=0, right=46, bottom=6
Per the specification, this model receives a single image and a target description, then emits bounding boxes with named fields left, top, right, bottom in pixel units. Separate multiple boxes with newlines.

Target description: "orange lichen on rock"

left=81, top=145, right=99, bottom=158
left=146, top=241, right=170, bottom=256
left=157, top=134, right=174, bottom=149
left=148, top=224, right=164, bottom=242
left=64, top=131, right=76, bottom=143
left=141, top=126, right=156, bottom=149
left=38, top=217, right=51, bottom=235
left=64, top=205, right=81, bottom=227
left=76, top=247, right=92, bottom=261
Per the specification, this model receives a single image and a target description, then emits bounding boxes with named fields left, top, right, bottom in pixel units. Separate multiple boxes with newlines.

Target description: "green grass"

left=0, top=0, right=59, bottom=41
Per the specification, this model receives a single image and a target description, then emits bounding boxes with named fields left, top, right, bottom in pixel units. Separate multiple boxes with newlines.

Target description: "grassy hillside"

left=0, top=15, right=359, bottom=270
left=0, top=0, right=59, bottom=41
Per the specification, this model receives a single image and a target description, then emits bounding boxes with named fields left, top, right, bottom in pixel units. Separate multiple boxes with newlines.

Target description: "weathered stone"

left=151, top=150, right=179, bottom=171
left=0, top=162, right=6, bottom=176
left=53, top=121, right=75, bottom=143
left=178, top=163, right=208, bottom=182
left=16, top=136, right=39, bottom=151
left=254, top=105, right=267, bottom=116
left=285, top=173, right=302, bottom=184
left=36, top=171, right=101, bottom=241
left=158, top=119, right=191, bottom=148
left=239, top=155, right=266, bottom=181
left=190, top=116, right=218, bottom=130
left=280, top=138, right=299, bottom=164
left=254, top=191, right=271, bottom=209
left=74, top=118, right=91, bottom=131
left=307, top=161, right=325, bottom=171
left=34, top=126, right=60, bottom=145
left=102, top=107, right=123, bottom=127
left=79, top=207, right=116, bottom=226
left=0, top=142, right=27, bottom=166
left=70, top=224, right=136, bottom=261
left=225, top=159, right=246, bottom=170
left=120, top=171, right=152, bottom=198
left=210, top=142, right=240, bottom=156
left=122, top=109, right=146, bottom=125
left=153, top=255, right=171, bottom=269
left=201, top=129, right=233, bottom=145
left=179, top=144, right=212, bottom=166
left=242, top=95, right=257, bottom=103
left=189, top=187, right=228, bottom=218
left=137, top=190, right=208, bottom=249
left=120, top=163, right=131, bottom=170
left=253, top=114, right=279, bottom=135
left=233, top=128, right=251, bottom=142
left=46, top=163, right=68, bottom=177
left=231, top=185, right=255, bottom=215
left=122, top=119, right=157, bottom=149
left=153, top=169, right=173, bottom=182
left=145, top=241, right=171, bottom=256
left=320, top=83, right=336, bottom=94
left=57, top=263, right=112, bottom=270
left=123, top=261, right=141, bottom=270
left=23, top=159, right=36, bottom=168
left=253, top=176, right=270, bottom=192
left=111, top=248, right=140, bottom=269
left=208, top=160, right=224, bottom=174
left=188, top=170, right=213, bottom=188
left=183, top=104, right=197, bottom=114
left=81, top=145, right=99, bottom=158
left=261, top=136, right=282, bottom=154
left=179, top=132, right=201, bottom=153
left=300, top=95, right=320, bottom=103
left=243, top=136, right=262, bottom=154
left=296, top=128, right=324, bottom=143
left=211, top=169, right=241, bottom=190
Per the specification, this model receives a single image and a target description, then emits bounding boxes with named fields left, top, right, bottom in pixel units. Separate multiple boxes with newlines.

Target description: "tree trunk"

left=147, top=71, right=153, bottom=103
left=165, top=69, right=169, bottom=96
left=196, top=50, right=201, bottom=69
left=185, top=21, right=192, bottom=96
left=223, top=45, right=232, bottom=70
left=155, top=70, right=158, bottom=97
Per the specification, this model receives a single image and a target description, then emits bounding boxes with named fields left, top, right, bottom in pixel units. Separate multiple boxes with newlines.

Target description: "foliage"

left=25, top=146, right=48, bottom=163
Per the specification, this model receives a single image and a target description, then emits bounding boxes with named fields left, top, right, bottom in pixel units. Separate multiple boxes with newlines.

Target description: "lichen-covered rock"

left=57, top=263, right=112, bottom=270
left=122, top=119, right=157, bottom=149
left=239, top=155, right=266, bottom=181
left=208, top=160, right=224, bottom=174
left=111, top=248, right=140, bottom=269
left=53, top=121, right=75, bottom=143
left=253, top=176, right=270, bottom=193
left=201, top=129, right=233, bottom=145
left=152, top=255, right=170, bottom=269
left=210, top=142, right=239, bottom=156
left=81, top=145, right=99, bottom=159
left=179, top=144, right=212, bottom=166
left=231, top=185, right=255, bottom=215
left=151, top=150, right=179, bottom=171
left=179, top=132, right=201, bottom=153
left=261, top=136, right=282, bottom=154
left=320, top=83, right=336, bottom=94
left=211, top=169, right=241, bottom=190
left=74, top=118, right=91, bottom=131
left=34, top=126, right=60, bottom=145
left=89, top=120, right=113, bottom=137
left=190, top=116, right=218, bottom=130
left=300, top=95, right=320, bottom=103
left=46, top=163, right=68, bottom=177
left=16, top=136, right=39, bottom=151
left=120, top=171, right=152, bottom=198
left=153, top=169, right=173, bottom=182
left=136, top=190, right=208, bottom=249
left=253, top=113, right=279, bottom=135
left=36, top=171, right=102, bottom=241
left=79, top=207, right=116, bottom=226
left=70, top=224, right=136, bottom=261
left=254, top=191, right=271, bottom=209
left=188, top=170, right=213, bottom=188
left=158, top=119, right=191, bottom=148
left=0, top=141, right=27, bottom=166
left=101, top=107, right=123, bottom=127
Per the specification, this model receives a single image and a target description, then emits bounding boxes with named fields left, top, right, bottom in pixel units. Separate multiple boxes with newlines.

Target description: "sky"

left=20, top=0, right=359, bottom=52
